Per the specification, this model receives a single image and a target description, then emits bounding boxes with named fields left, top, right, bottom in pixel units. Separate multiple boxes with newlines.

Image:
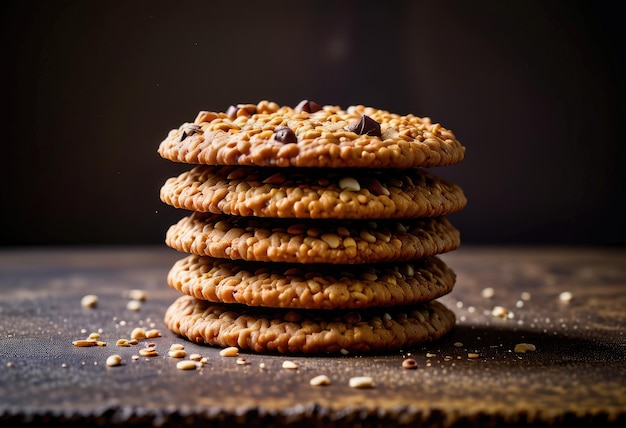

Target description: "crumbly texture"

left=164, top=295, right=456, bottom=354
left=165, top=212, right=460, bottom=264
left=167, top=254, right=456, bottom=309
left=160, top=165, right=467, bottom=219
left=157, top=101, right=465, bottom=168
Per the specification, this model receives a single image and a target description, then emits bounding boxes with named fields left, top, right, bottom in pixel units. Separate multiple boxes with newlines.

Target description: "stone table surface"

left=0, top=246, right=624, bottom=427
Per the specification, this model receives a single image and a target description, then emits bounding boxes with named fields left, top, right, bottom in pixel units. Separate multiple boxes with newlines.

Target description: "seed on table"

left=425, top=353, right=437, bottom=358
left=96, top=341, right=107, bottom=347
left=129, top=339, right=139, bottom=345
left=559, top=291, right=573, bottom=303
left=468, top=353, right=480, bottom=359
left=236, top=357, right=248, bottom=365
left=189, top=353, right=202, bottom=361
left=220, top=347, right=239, bottom=357
left=106, top=354, right=122, bottom=367
left=128, top=289, right=148, bottom=301
left=454, top=342, right=464, bottom=348
left=126, top=300, right=142, bottom=311
left=130, top=327, right=146, bottom=340
left=131, top=355, right=139, bottom=361
left=116, top=339, right=130, bottom=347
left=168, top=350, right=186, bottom=358
left=72, top=340, right=97, bottom=347
left=481, top=287, right=495, bottom=299
left=145, top=329, right=161, bottom=339
left=349, top=376, right=374, bottom=389
left=169, top=343, right=185, bottom=351
left=402, top=358, right=418, bottom=369
left=282, top=360, right=298, bottom=370
left=309, top=375, right=331, bottom=386
left=81, top=294, right=98, bottom=309
left=176, top=360, right=197, bottom=371
left=514, top=343, right=536, bottom=353
left=139, top=348, right=158, bottom=357
left=87, top=332, right=100, bottom=340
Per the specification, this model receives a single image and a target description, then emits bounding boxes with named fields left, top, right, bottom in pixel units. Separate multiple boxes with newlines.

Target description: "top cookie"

left=157, top=100, right=465, bottom=168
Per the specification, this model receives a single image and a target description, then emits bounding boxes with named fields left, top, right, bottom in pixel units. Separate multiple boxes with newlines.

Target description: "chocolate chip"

left=346, top=115, right=381, bottom=137
left=226, top=105, right=238, bottom=120
left=295, top=100, right=322, bottom=113
left=180, top=124, right=202, bottom=141
left=273, top=127, right=298, bottom=144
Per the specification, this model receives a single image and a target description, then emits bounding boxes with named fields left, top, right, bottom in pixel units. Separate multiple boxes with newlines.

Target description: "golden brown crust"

left=167, top=254, right=456, bottom=309
left=164, top=295, right=456, bottom=354
left=160, top=165, right=467, bottom=219
left=165, top=212, right=461, bottom=264
left=157, top=102, right=465, bottom=168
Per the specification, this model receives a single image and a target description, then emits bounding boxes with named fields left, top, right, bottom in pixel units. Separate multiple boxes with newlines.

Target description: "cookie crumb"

left=81, top=294, right=98, bottom=309
left=126, top=300, right=142, bottom=311
left=106, top=355, right=122, bottom=367
left=481, top=287, right=495, bottom=299
left=514, top=343, right=536, bottom=353
left=128, top=289, right=148, bottom=301
left=491, top=306, right=509, bottom=318
left=282, top=360, right=298, bottom=370
left=559, top=291, right=573, bottom=303
left=310, top=375, right=331, bottom=386
left=176, top=360, right=197, bottom=371
left=349, top=376, right=374, bottom=389
left=402, top=358, right=418, bottom=369
left=219, top=347, right=239, bottom=357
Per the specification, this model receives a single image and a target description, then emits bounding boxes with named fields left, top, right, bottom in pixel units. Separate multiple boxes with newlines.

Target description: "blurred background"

left=1, top=0, right=624, bottom=246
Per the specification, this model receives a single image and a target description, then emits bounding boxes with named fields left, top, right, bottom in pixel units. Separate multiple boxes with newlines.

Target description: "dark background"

left=1, top=0, right=624, bottom=246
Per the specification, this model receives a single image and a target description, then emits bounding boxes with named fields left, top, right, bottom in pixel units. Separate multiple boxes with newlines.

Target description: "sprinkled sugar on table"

left=0, top=246, right=624, bottom=427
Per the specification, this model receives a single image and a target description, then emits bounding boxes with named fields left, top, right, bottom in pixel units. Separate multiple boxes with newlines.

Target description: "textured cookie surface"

left=160, top=165, right=467, bottom=219
left=164, top=295, right=456, bottom=354
left=157, top=101, right=465, bottom=168
left=165, top=212, right=460, bottom=264
left=167, top=254, right=456, bottom=309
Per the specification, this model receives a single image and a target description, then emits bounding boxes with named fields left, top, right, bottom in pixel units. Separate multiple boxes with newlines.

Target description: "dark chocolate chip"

left=273, top=127, right=298, bottom=144
left=180, top=124, right=202, bottom=141
left=295, top=100, right=322, bottom=113
left=226, top=105, right=238, bottom=120
left=346, top=115, right=382, bottom=137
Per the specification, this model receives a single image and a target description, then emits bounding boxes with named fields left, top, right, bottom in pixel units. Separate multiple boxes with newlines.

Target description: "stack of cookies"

left=157, top=100, right=466, bottom=355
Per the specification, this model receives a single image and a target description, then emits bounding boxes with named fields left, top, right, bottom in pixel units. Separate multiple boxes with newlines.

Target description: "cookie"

left=160, top=165, right=467, bottom=219
left=167, top=254, right=456, bottom=309
left=165, top=212, right=461, bottom=264
left=164, top=294, right=456, bottom=354
left=157, top=101, right=465, bottom=169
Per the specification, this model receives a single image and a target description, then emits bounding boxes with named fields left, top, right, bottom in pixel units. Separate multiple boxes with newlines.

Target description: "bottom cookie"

left=164, top=295, right=456, bottom=355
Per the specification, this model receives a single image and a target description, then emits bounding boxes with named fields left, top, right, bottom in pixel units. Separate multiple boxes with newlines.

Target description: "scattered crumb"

left=126, top=300, right=142, bottom=311
left=128, top=289, right=148, bottom=301
left=467, top=353, right=480, bottom=359
left=514, top=343, right=537, bottom=353
left=282, top=360, right=298, bottom=370
left=106, top=354, right=122, bottom=367
left=559, top=291, right=573, bottom=303
left=349, top=376, right=374, bottom=389
left=219, top=347, right=239, bottom=357
left=402, top=358, right=418, bottom=369
left=481, top=287, right=495, bottom=299
left=310, top=375, right=331, bottom=386
left=81, top=294, right=98, bottom=309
